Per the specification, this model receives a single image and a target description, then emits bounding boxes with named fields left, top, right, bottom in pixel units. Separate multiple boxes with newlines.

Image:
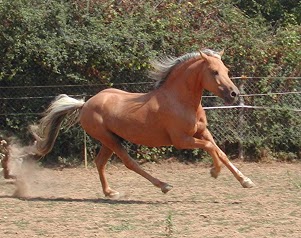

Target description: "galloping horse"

left=30, top=49, right=254, bottom=197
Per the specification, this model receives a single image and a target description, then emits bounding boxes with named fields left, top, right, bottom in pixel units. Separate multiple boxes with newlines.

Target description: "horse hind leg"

left=100, top=132, right=172, bottom=195
left=95, top=146, right=120, bottom=198
left=116, top=145, right=173, bottom=194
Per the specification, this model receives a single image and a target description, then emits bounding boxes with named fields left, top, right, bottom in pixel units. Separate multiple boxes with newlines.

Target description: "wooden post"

left=238, top=81, right=245, bottom=160
left=83, top=131, right=88, bottom=169
left=82, top=93, right=88, bottom=169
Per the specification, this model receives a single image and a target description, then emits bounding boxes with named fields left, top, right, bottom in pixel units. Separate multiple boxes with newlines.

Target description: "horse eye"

left=213, top=70, right=219, bottom=76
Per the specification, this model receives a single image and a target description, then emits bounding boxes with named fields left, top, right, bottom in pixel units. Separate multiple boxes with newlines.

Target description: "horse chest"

left=165, top=108, right=199, bottom=136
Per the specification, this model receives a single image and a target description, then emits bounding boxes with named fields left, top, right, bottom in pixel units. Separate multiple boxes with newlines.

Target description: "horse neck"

left=159, top=58, right=205, bottom=110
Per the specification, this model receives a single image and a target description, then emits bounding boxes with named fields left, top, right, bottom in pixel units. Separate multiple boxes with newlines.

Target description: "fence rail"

left=0, top=77, right=300, bottom=160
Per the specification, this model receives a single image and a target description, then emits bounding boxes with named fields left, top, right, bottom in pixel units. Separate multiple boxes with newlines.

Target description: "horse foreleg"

left=201, top=131, right=254, bottom=187
left=95, top=146, right=119, bottom=198
left=172, top=134, right=255, bottom=188
left=208, top=148, right=254, bottom=188
left=215, top=151, right=255, bottom=188
left=194, top=128, right=223, bottom=178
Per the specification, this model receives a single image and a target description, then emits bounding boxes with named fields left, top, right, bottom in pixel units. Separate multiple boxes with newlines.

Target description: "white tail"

left=30, top=94, right=85, bottom=156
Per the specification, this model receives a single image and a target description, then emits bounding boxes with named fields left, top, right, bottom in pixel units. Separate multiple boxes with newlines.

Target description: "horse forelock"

left=149, top=49, right=221, bottom=87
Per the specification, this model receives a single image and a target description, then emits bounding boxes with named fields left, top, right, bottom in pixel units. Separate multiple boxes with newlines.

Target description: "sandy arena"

left=0, top=161, right=301, bottom=238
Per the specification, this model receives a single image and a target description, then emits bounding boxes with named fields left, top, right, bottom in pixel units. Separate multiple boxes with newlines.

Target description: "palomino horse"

left=30, top=49, right=254, bottom=197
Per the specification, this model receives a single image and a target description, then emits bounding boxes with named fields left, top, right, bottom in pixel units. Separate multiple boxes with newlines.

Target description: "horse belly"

left=110, top=119, right=172, bottom=147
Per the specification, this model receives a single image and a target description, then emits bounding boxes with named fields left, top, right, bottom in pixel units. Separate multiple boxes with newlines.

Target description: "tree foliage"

left=1, top=0, right=300, bottom=86
left=235, top=0, right=301, bottom=26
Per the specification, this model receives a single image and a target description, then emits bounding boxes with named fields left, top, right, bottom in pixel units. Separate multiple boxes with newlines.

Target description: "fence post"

left=83, top=131, right=88, bottom=169
left=238, top=81, right=245, bottom=160
left=82, top=93, right=88, bottom=169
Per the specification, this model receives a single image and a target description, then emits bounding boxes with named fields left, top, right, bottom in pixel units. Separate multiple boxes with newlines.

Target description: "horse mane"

left=149, top=49, right=221, bottom=88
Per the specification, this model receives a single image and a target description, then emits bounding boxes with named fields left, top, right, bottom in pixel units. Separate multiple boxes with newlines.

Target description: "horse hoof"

left=210, top=168, right=219, bottom=179
left=105, top=191, right=120, bottom=199
left=242, top=178, right=255, bottom=188
left=161, top=184, right=173, bottom=194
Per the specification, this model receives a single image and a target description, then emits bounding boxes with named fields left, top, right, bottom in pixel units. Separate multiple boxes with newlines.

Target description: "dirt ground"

left=0, top=161, right=301, bottom=238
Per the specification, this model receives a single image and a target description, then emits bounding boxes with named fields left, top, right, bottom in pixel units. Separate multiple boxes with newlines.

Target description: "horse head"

left=199, top=50, right=239, bottom=104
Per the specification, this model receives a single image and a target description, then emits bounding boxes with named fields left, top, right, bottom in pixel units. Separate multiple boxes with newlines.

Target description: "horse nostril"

left=230, top=91, right=238, bottom=98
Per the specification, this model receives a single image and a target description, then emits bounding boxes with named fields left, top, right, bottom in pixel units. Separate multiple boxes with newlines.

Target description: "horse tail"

left=30, top=94, right=85, bottom=156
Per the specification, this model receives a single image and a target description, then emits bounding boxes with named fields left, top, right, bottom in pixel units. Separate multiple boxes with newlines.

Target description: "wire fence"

left=0, top=77, right=300, bottom=159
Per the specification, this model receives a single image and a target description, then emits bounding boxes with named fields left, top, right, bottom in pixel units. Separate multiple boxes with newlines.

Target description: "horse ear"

left=199, top=51, right=208, bottom=61
left=219, top=49, right=225, bottom=57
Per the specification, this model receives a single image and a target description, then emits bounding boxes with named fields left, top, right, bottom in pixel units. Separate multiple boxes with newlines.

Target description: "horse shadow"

left=0, top=194, right=170, bottom=205
left=0, top=194, right=236, bottom=206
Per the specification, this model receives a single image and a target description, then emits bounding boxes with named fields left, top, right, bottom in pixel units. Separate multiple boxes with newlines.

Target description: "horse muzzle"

left=223, top=87, right=240, bottom=105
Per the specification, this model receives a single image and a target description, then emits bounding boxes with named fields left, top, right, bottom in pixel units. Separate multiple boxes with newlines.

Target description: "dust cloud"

left=0, top=139, right=52, bottom=198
